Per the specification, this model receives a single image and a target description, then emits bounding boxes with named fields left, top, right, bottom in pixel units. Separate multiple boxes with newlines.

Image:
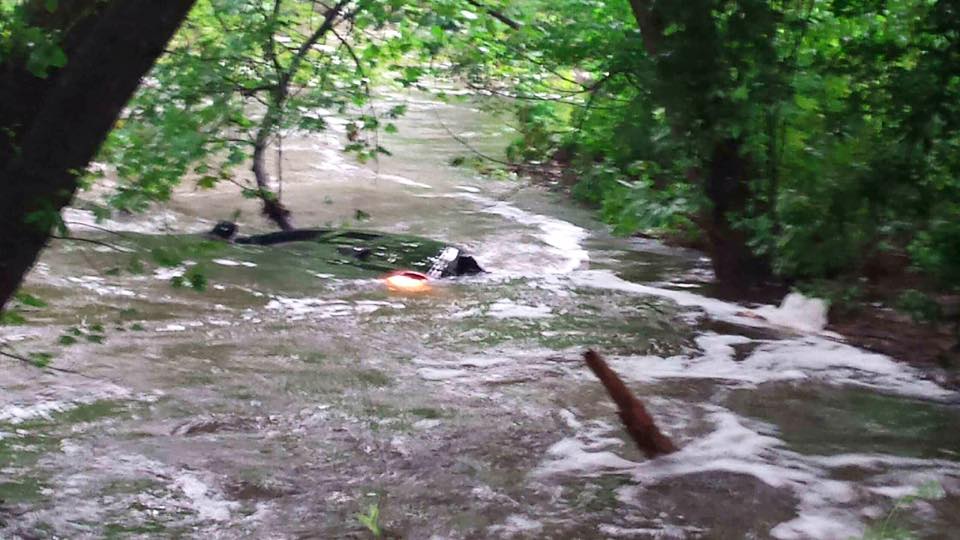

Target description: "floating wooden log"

left=583, top=349, right=677, bottom=458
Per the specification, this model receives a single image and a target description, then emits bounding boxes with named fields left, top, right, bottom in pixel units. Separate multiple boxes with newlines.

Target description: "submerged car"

left=209, top=221, right=484, bottom=278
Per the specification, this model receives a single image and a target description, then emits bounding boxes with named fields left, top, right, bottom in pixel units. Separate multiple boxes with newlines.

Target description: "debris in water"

left=583, top=350, right=677, bottom=458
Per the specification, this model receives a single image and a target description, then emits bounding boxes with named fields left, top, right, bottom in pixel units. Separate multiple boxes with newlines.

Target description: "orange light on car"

left=383, top=270, right=431, bottom=292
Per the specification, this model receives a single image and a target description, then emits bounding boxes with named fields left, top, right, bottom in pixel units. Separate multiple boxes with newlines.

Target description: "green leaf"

left=0, top=311, right=27, bottom=325
left=127, top=257, right=146, bottom=275
left=151, top=247, right=183, bottom=267
left=45, top=0, right=58, bottom=12
left=58, top=335, right=78, bottom=346
left=916, top=481, right=945, bottom=500
left=15, top=293, right=47, bottom=308
left=197, top=175, right=219, bottom=189
left=29, top=352, right=54, bottom=368
left=184, top=266, right=208, bottom=292
left=26, top=43, right=67, bottom=78
left=356, top=503, right=382, bottom=537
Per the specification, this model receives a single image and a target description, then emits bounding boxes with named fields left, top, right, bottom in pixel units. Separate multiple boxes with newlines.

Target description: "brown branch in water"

left=583, top=349, right=677, bottom=458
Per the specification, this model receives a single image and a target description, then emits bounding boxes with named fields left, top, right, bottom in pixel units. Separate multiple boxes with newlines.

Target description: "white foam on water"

left=376, top=173, right=433, bottom=189
left=457, top=356, right=510, bottom=368
left=282, top=134, right=361, bottom=174
left=417, top=367, right=470, bottom=381
left=571, top=269, right=835, bottom=334
left=558, top=409, right=583, bottom=430
left=0, top=383, right=136, bottom=425
left=66, top=275, right=139, bottom=298
left=486, top=299, right=553, bottom=319
left=62, top=207, right=200, bottom=234
left=869, top=484, right=922, bottom=498
left=742, top=336, right=954, bottom=399
left=599, top=523, right=695, bottom=539
left=156, top=324, right=188, bottom=332
left=174, top=473, right=240, bottom=522
left=605, top=333, right=952, bottom=400
left=212, top=258, right=258, bottom=268
left=570, top=268, right=954, bottom=400
left=265, top=296, right=404, bottom=320
left=605, top=335, right=771, bottom=386
left=569, top=269, right=756, bottom=324
left=618, top=410, right=864, bottom=539
left=535, top=416, right=636, bottom=477
left=414, top=418, right=442, bottom=430
left=154, top=266, right=187, bottom=280
left=770, top=512, right=863, bottom=540
left=51, top=450, right=242, bottom=525
left=459, top=193, right=589, bottom=274
left=488, top=514, right=544, bottom=535
left=0, top=400, right=79, bottom=424
left=628, top=409, right=812, bottom=485
left=756, top=292, right=829, bottom=333
left=540, top=404, right=959, bottom=540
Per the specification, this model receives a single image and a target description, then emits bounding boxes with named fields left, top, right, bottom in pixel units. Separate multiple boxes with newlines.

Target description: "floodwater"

left=1, top=91, right=958, bottom=539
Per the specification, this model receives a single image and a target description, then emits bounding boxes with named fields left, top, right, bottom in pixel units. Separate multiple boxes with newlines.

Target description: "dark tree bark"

left=704, top=139, right=771, bottom=286
left=246, top=0, right=350, bottom=232
left=0, top=0, right=196, bottom=310
left=583, top=350, right=677, bottom=458
left=252, top=140, right=294, bottom=231
left=627, top=0, right=663, bottom=55
left=627, top=0, right=771, bottom=288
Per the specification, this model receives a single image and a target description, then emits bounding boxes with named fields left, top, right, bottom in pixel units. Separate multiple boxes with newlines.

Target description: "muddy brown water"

left=1, top=90, right=959, bottom=539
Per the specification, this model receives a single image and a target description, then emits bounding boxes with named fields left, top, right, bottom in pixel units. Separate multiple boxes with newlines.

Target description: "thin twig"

left=0, top=349, right=92, bottom=378
left=49, top=235, right=130, bottom=252
left=432, top=109, right=536, bottom=170
left=63, top=221, right=131, bottom=238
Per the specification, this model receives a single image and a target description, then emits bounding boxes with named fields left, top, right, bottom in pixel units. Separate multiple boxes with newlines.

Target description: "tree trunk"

left=704, top=139, right=771, bottom=288
left=0, top=0, right=196, bottom=310
left=243, top=0, right=350, bottom=233
left=626, top=1, right=771, bottom=288
left=252, top=139, right=294, bottom=231
left=627, top=0, right=662, bottom=55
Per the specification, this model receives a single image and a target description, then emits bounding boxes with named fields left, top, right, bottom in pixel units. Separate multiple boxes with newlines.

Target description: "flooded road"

left=2, top=91, right=959, bottom=539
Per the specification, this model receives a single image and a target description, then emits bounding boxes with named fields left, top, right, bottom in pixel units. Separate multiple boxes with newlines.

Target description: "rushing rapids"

left=1, top=91, right=958, bottom=539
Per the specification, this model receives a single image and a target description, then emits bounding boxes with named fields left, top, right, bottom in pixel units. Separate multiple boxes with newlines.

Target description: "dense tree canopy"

left=2, top=0, right=959, bottom=314
left=444, top=0, right=959, bottom=301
